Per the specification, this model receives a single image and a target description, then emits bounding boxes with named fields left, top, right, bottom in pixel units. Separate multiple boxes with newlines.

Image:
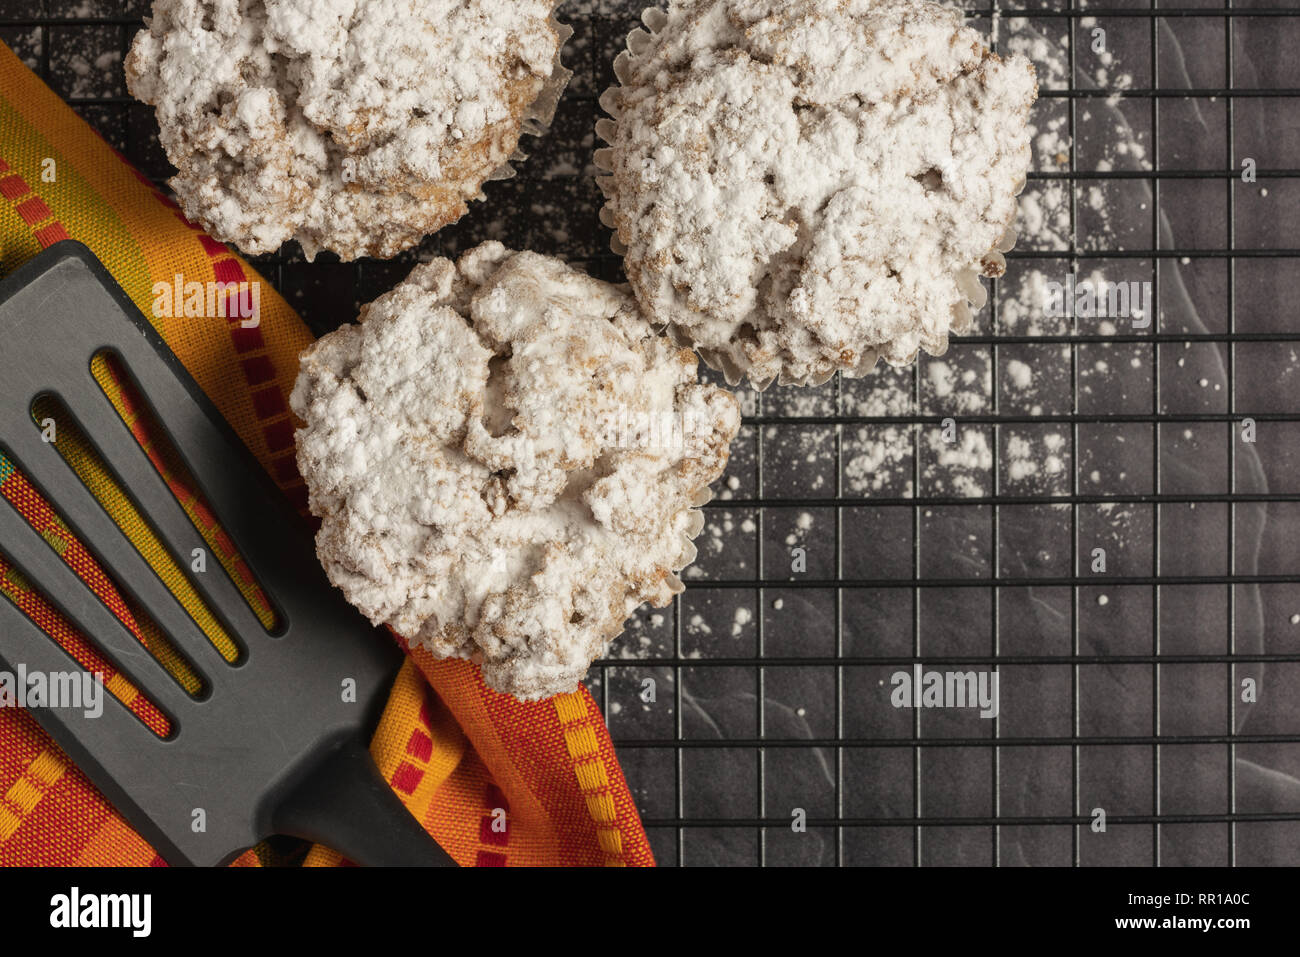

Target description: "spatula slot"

left=0, top=452, right=207, bottom=711
left=23, top=377, right=273, bottom=656
left=26, top=393, right=247, bottom=675
left=0, top=442, right=223, bottom=711
left=0, top=518, right=181, bottom=739
left=1, top=422, right=238, bottom=689
left=0, top=584, right=175, bottom=745
left=87, top=349, right=286, bottom=639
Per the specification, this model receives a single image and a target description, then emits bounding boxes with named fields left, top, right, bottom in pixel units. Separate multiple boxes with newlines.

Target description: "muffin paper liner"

left=482, top=12, right=574, bottom=189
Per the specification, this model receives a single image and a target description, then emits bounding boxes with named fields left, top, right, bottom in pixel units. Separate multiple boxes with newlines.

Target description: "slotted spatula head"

left=0, top=241, right=454, bottom=866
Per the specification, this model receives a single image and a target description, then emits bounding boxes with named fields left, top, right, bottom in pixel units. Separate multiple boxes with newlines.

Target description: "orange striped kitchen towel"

left=0, top=39, right=653, bottom=867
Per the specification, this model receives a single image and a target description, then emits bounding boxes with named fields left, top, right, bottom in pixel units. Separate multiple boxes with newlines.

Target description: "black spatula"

left=0, top=241, right=456, bottom=867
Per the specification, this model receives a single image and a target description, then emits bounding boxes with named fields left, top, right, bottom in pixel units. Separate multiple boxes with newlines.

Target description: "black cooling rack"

left=3, top=0, right=1299, bottom=867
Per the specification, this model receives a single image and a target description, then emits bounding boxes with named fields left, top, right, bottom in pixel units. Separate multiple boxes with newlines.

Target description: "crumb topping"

left=600, top=0, right=1037, bottom=386
left=127, top=0, right=567, bottom=260
left=291, top=242, right=740, bottom=699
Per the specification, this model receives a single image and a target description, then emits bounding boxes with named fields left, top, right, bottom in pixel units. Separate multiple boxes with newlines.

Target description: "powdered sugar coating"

left=290, top=243, right=740, bottom=700
left=126, top=0, right=568, bottom=260
left=599, top=0, right=1037, bottom=386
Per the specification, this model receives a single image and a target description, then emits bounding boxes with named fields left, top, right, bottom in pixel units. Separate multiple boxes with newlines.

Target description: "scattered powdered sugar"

left=687, top=509, right=754, bottom=578
left=783, top=510, right=817, bottom=547
left=1004, top=429, right=1069, bottom=493
left=925, top=427, right=993, bottom=497
left=731, top=606, right=752, bottom=636
left=845, top=426, right=913, bottom=497
left=688, top=613, right=712, bottom=637
left=1006, top=358, right=1033, bottom=391
left=840, top=368, right=916, bottom=418
left=926, top=358, right=992, bottom=414
left=57, top=47, right=121, bottom=98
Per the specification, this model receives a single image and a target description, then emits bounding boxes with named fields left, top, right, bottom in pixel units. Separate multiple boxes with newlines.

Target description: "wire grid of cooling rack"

left=3, top=0, right=1299, bottom=867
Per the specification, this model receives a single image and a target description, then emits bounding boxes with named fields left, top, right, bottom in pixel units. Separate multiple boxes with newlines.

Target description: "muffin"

left=290, top=242, right=741, bottom=700
left=597, top=0, right=1037, bottom=387
left=126, top=0, right=571, bottom=260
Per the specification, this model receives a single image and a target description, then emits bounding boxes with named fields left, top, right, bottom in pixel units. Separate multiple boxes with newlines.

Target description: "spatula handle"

left=274, top=739, right=458, bottom=867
